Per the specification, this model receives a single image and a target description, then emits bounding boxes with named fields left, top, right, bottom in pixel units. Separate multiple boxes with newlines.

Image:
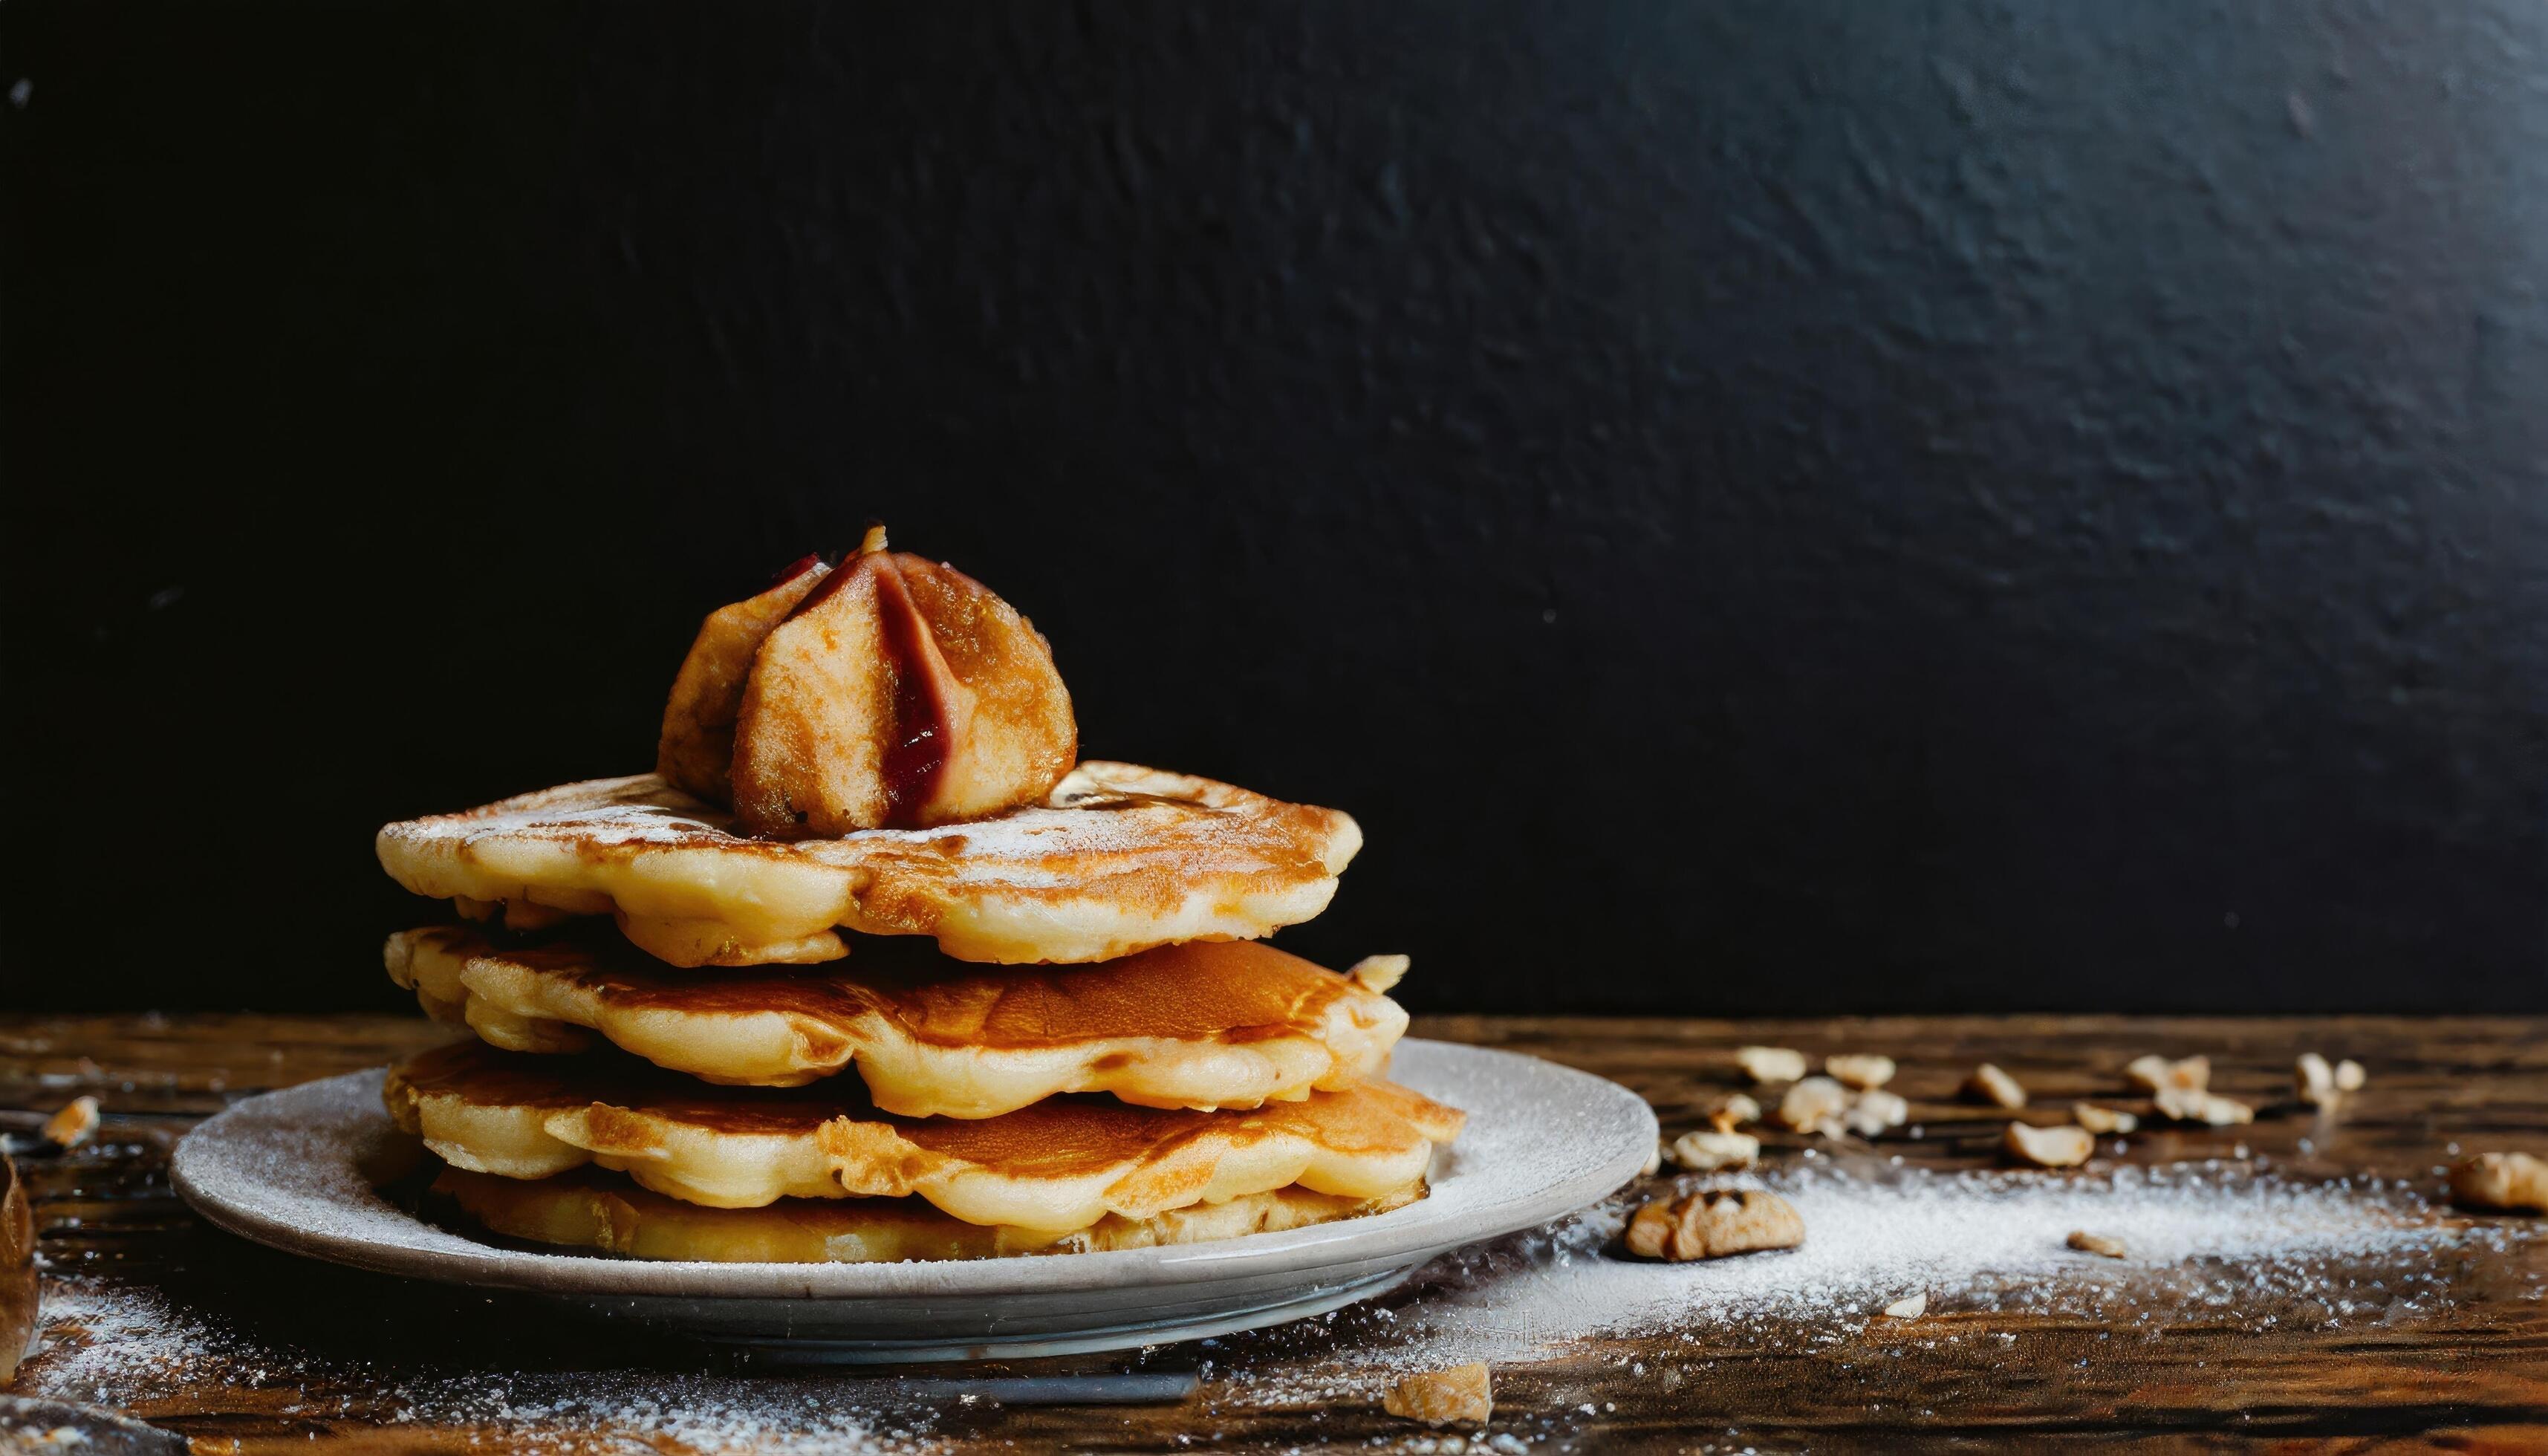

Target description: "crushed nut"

left=1880, top=1292, right=1927, bottom=1319
left=2003, top=1121, right=2093, bottom=1168
left=2126, top=1053, right=2209, bottom=1095
left=2449, top=1151, right=2548, bottom=1213
left=1776, top=1075, right=1850, bottom=1131
left=1347, top=954, right=1410, bottom=995
left=2072, top=1102, right=2136, bottom=1135
left=1670, top=1129, right=1761, bottom=1171
left=1736, top=1046, right=1809, bottom=1084
left=2296, top=1052, right=2338, bottom=1108
left=2156, top=1085, right=2253, bottom=1125
left=1706, top=1092, right=1763, bottom=1132
left=1825, top=1054, right=1896, bottom=1091
left=44, top=1096, right=100, bottom=1148
left=1964, top=1063, right=2027, bottom=1109
left=2334, top=1059, right=2365, bottom=1092
left=1624, top=1189, right=1805, bottom=1261
left=1382, top=1363, right=1494, bottom=1425
left=2066, top=1229, right=2127, bottom=1258
left=1842, top=1088, right=1909, bottom=1137
left=1639, top=1142, right=1663, bottom=1178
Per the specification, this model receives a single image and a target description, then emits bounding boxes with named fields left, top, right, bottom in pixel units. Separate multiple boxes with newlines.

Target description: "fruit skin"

left=657, top=556, right=831, bottom=804
left=730, top=545, right=1075, bottom=837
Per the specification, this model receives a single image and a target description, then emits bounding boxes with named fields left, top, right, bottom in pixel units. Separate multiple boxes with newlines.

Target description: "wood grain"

left=3, top=1013, right=2544, bottom=1453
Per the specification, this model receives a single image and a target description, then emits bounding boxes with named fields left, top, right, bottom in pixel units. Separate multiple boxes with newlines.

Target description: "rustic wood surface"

left=2, top=1012, right=2544, bottom=1453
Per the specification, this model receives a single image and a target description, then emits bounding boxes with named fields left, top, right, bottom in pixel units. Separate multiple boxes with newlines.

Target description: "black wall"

left=7, top=1, right=2547, bottom=1014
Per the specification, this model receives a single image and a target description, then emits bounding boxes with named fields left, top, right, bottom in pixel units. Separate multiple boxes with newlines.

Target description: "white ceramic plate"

left=171, top=1039, right=1654, bottom=1362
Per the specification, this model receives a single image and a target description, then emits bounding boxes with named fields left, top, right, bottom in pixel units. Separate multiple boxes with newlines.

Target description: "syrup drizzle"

left=871, top=559, right=949, bottom=825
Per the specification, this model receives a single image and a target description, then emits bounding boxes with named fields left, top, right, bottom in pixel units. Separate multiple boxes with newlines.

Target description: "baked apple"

left=729, top=528, right=1075, bottom=835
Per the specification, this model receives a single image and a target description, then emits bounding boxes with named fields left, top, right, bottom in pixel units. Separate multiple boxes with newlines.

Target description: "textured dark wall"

left=6, top=1, right=2547, bottom=1013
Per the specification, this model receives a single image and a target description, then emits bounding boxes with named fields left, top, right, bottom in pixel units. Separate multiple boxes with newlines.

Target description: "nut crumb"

left=2066, top=1229, right=2128, bottom=1258
left=1736, top=1046, right=1808, bottom=1084
left=2157, top=1085, right=2253, bottom=1125
left=1347, top=954, right=1409, bottom=995
left=2334, top=1058, right=2365, bottom=1092
left=1880, top=1292, right=1927, bottom=1319
left=2449, top=1151, right=2548, bottom=1213
left=1776, top=1076, right=1850, bottom=1131
left=1382, top=1363, right=1493, bottom=1425
left=45, top=1095, right=100, bottom=1148
left=2296, top=1052, right=2339, bottom=1108
left=1639, top=1141, right=1663, bottom=1178
left=2126, top=1053, right=2209, bottom=1095
left=1624, top=1189, right=1805, bottom=1261
left=1842, top=1088, right=1909, bottom=1137
left=1965, top=1063, right=2027, bottom=1109
left=1670, top=1129, right=1761, bottom=1171
left=1705, top=1091, right=1762, bottom=1132
left=2073, top=1102, right=2136, bottom=1134
left=2003, top=1121, right=2093, bottom=1168
left=1825, top=1054, right=1896, bottom=1091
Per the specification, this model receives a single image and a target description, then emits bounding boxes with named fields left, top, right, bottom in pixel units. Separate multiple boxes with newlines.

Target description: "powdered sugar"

left=1201, top=1155, right=2522, bottom=1410
left=23, top=1279, right=939, bottom=1454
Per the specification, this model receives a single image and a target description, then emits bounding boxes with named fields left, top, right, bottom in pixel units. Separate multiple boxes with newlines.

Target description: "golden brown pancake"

left=374, top=761, right=1359, bottom=968
left=386, top=926, right=1409, bottom=1114
left=431, top=1166, right=1426, bottom=1263
left=385, top=1041, right=1463, bottom=1232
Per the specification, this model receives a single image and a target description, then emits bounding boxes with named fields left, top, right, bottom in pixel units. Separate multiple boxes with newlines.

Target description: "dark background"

left=6, top=1, right=2546, bottom=1014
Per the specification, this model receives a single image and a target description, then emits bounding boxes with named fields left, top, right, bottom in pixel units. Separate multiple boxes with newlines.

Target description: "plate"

left=170, top=1039, right=1654, bottom=1362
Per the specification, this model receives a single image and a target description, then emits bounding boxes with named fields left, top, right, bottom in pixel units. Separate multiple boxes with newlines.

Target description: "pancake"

left=374, top=761, right=1360, bottom=968
left=385, top=926, right=1410, bottom=1114
left=385, top=1040, right=1463, bottom=1232
left=430, top=1166, right=1426, bottom=1263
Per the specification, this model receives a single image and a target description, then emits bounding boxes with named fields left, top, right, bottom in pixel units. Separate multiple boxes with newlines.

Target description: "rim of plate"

left=171, top=1038, right=1656, bottom=1301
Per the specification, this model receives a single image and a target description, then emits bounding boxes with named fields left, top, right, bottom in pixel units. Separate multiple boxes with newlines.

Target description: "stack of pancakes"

left=370, top=537, right=1461, bottom=1263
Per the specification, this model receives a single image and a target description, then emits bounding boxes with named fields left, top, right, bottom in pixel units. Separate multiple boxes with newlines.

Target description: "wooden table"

left=4, top=1013, right=2544, bottom=1452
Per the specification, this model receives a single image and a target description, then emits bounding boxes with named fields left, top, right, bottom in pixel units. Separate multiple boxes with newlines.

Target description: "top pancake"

left=374, top=761, right=1361, bottom=967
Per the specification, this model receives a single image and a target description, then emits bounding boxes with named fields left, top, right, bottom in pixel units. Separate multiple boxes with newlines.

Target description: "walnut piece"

left=1776, top=1075, right=1850, bottom=1131
left=1382, top=1363, right=1493, bottom=1425
left=1964, top=1063, right=2027, bottom=1109
left=1842, top=1088, right=1909, bottom=1137
left=2003, top=1121, right=2093, bottom=1168
left=2126, top=1053, right=2209, bottom=1095
left=2066, top=1229, right=2127, bottom=1258
left=1825, top=1054, right=1896, bottom=1090
left=2156, top=1084, right=2253, bottom=1125
left=1670, top=1129, right=1761, bottom=1171
left=2295, top=1052, right=2340, bottom=1108
left=2072, top=1102, right=2136, bottom=1135
left=2449, top=1151, right=2548, bottom=1213
left=2334, top=1059, right=2366, bottom=1092
left=1706, top=1092, right=1763, bottom=1132
left=1881, top=1292, right=1928, bottom=1319
left=44, top=1096, right=99, bottom=1148
left=1736, top=1046, right=1808, bottom=1084
left=1624, top=1189, right=1805, bottom=1261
